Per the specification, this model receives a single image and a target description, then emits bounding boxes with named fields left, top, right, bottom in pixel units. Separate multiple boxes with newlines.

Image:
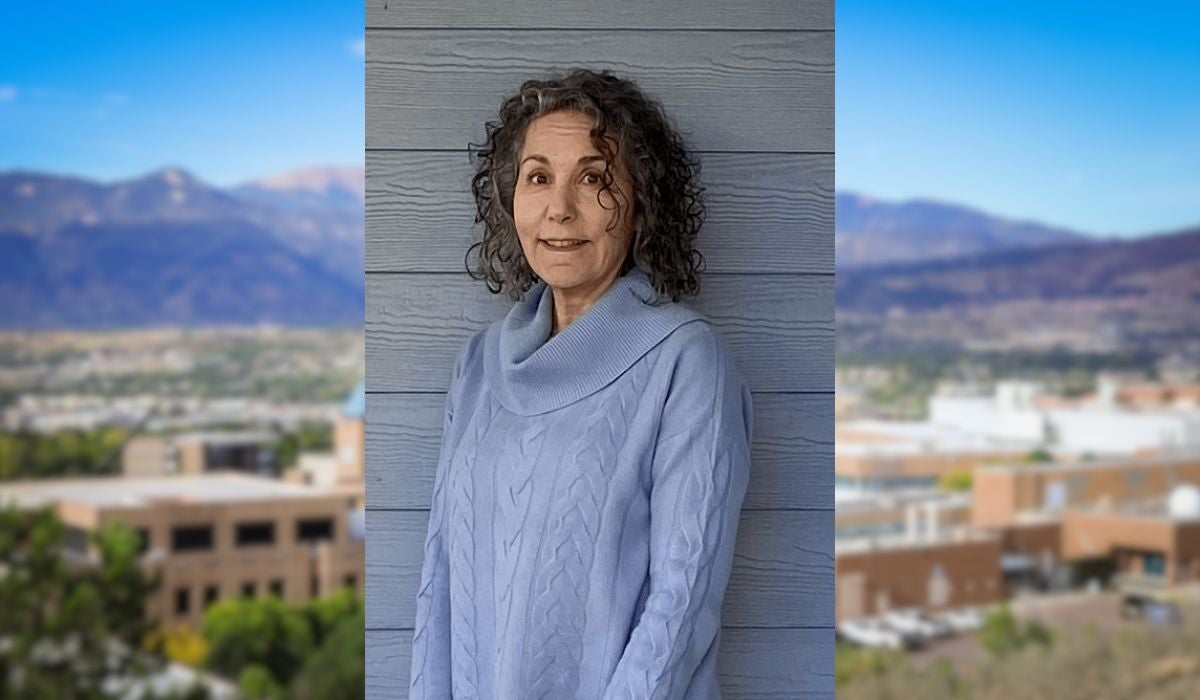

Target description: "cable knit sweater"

left=408, top=267, right=753, bottom=699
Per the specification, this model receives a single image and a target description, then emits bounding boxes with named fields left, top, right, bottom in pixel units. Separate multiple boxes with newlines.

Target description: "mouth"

left=539, top=238, right=590, bottom=250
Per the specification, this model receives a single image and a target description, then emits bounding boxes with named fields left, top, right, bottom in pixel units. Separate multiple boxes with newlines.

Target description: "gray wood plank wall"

left=364, top=1, right=834, bottom=697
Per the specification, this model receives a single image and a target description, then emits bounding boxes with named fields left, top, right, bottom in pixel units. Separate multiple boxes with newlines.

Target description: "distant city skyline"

left=0, top=1, right=362, bottom=187
left=839, top=1, right=1200, bottom=238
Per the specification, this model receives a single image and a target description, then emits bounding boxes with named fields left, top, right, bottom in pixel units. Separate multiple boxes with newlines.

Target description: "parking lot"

left=905, top=589, right=1186, bottom=671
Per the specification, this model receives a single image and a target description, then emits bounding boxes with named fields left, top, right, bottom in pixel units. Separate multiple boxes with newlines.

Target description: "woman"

left=409, top=68, right=752, bottom=700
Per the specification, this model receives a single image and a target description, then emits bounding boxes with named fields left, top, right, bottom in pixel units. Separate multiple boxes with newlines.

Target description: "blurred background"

left=0, top=2, right=366, bottom=698
left=834, top=2, right=1200, bottom=697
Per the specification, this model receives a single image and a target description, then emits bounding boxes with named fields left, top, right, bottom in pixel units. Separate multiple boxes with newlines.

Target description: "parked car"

left=837, top=617, right=911, bottom=650
left=937, top=606, right=984, bottom=632
left=1144, top=601, right=1183, bottom=627
left=883, top=607, right=953, bottom=640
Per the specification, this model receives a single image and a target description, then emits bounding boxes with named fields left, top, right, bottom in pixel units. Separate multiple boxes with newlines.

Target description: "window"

left=269, top=579, right=284, bottom=598
left=64, top=526, right=91, bottom=557
left=236, top=521, right=276, bottom=547
left=175, top=587, right=190, bottom=615
left=1065, top=474, right=1089, bottom=501
left=297, top=518, right=334, bottom=543
left=204, top=585, right=220, bottom=609
left=134, top=528, right=151, bottom=555
left=311, top=575, right=320, bottom=597
left=242, top=581, right=256, bottom=598
left=344, top=574, right=357, bottom=589
left=172, top=525, right=214, bottom=552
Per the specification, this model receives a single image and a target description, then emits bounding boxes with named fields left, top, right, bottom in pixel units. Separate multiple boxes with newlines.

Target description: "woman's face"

left=513, top=109, right=636, bottom=299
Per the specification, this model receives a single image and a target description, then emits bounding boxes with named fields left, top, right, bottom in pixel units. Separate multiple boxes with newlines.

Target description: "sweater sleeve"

left=408, top=341, right=471, bottom=699
left=600, top=326, right=753, bottom=700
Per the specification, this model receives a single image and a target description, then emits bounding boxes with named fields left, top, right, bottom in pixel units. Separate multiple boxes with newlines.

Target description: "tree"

left=976, top=603, right=1054, bottom=658
left=936, top=469, right=973, bottom=492
left=288, top=608, right=365, bottom=700
left=0, top=505, right=162, bottom=699
left=198, top=588, right=364, bottom=698
left=201, top=597, right=313, bottom=689
left=1024, top=448, right=1053, bottom=464
left=0, top=428, right=129, bottom=480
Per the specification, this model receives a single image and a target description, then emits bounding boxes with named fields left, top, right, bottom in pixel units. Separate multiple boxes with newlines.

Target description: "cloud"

left=0, top=85, right=16, bottom=102
left=348, top=36, right=365, bottom=58
left=102, top=91, right=129, bottom=106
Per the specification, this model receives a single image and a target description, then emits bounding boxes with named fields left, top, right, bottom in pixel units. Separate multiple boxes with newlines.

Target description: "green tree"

left=936, top=469, right=973, bottom=492
left=976, top=603, right=1054, bottom=658
left=288, top=608, right=365, bottom=700
left=0, top=505, right=162, bottom=699
left=1024, top=448, right=1053, bottom=464
left=0, top=428, right=128, bottom=480
left=201, top=597, right=313, bottom=690
left=302, top=586, right=361, bottom=646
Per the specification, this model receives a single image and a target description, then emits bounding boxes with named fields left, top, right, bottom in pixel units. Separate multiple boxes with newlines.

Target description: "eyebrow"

left=520, top=154, right=606, bottom=168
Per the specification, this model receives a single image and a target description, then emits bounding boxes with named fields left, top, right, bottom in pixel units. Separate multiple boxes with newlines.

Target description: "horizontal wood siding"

left=366, top=1, right=833, bottom=32
left=365, top=392, right=833, bottom=511
left=365, top=31, right=833, bottom=152
left=366, top=628, right=835, bottom=698
left=366, top=152, right=834, bottom=273
left=365, top=2, right=833, bottom=696
left=365, top=274, right=834, bottom=393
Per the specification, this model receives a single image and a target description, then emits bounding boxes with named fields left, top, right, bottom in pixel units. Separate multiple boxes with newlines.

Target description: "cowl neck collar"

left=483, top=267, right=703, bottom=416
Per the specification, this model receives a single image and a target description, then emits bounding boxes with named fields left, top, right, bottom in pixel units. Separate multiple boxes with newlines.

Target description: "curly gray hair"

left=465, top=67, right=707, bottom=302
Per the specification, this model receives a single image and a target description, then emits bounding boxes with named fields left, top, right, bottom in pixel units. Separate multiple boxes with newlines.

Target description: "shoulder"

left=652, top=318, right=754, bottom=446
left=454, top=326, right=490, bottom=373
left=654, top=317, right=742, bottom=385
left=653, top=316, right=751, bottom=417
left=447, top=326, right=490, bottom=401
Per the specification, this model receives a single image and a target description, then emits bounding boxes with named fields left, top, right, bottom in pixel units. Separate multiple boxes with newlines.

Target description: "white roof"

left=0, top=472, right=338, bottom=510
left=836, top=419, right=1036, bottom=456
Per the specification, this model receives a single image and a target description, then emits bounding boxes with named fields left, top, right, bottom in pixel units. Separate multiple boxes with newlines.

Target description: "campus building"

left=123, top=430, right=281, bottom=478
left=971, top=452, right=1200, bottom=529
left=836, top=419, right=1034, bottom=499
left=0, top=472, right=364, bottom=630
left=835, top=527, right=1005, bottom=622
left=836, top=489, right=971, bottom=540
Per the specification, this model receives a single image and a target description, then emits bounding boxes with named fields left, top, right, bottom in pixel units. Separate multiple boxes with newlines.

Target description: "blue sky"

left=838, top=1, right=1200, bottom=237
left=0, top=1, right=362, bottom=187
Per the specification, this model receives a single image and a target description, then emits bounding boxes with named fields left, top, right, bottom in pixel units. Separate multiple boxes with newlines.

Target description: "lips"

left=540, top=239, right=589, bottom=249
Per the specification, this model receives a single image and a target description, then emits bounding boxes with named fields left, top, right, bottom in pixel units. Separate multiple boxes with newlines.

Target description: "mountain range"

left=836, top=192, right=1089, bottom=269
left=2, top=173, right=1195, bottom=341
left=0, top=166, right=364, bottom=328
left=836, top=196, right=1200, bottom=355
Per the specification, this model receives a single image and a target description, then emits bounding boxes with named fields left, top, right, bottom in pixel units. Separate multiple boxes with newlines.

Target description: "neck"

left=549, top=269, right=623, bottom=335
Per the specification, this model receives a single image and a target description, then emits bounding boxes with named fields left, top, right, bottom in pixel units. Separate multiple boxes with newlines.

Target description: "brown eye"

left=582, top=171, right=601, bottom=185
left=527, top=172, right=547, bottom=185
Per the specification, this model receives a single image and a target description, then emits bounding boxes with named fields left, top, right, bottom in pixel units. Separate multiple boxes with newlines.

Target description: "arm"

left=408, top=345, right=469, bottom=698
left=601, top=327, right=753, bottom=700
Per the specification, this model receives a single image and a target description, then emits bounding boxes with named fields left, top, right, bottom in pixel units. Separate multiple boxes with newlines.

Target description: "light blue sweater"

left=409, top=267, right=752, bottom=699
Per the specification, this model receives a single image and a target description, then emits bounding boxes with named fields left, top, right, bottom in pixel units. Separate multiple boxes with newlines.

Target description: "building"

left=1060, top=485, right=1200, bottom=586
left=836, top=527, right=1004, bottom=622
left=836, top=419, right=1034, bottom=500
left=123, top=430, right=281, bottom=478
left=289, top=379, right=366, bottom=508
left=334, top=378, right=365, bottom=482
left=0, top=472, right=364, bottom=630
left=836, top=488, right=971, bottom=540
left=971, top=452, right=1200, bottom=529
left=931, top=379, right=1200, bottom=455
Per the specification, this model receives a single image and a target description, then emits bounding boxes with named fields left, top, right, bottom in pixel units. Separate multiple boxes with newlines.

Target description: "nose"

left=547, top=179, right=576, bottom=223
